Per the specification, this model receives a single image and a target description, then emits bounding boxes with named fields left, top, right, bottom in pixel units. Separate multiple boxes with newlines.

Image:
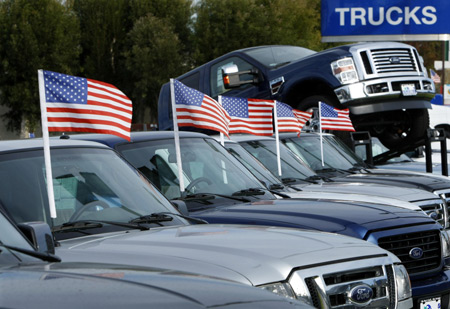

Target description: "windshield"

left=0, top=147, right=186, bottom=233
left=355, top=137, right=413, bottom=163
left=116, top=137, right=269, bottom=200
left=282, top=135, right=358, bottom=171
left=238, top=139, right=317, bottom=180
left=243, top=46, right=316, bottom=68
left=224, top=142, right=282, bottom=188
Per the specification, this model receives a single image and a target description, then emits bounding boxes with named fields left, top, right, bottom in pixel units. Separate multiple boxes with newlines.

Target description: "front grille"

left=436, top=190, right=450, bottom=229
left=378, top=230, right=441, bottom=274
left=369, top=48, right=417, bottom=74
left=415, top=200, right=447, bottom=228
left=294, top=259, right=396, bottom=308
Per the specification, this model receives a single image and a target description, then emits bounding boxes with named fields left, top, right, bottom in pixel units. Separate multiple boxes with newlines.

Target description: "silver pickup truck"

left=0, top=138, right=412, bottom=308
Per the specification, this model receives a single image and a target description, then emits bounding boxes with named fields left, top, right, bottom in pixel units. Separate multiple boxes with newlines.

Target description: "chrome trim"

left=413, top=198, right=447, bottom=228
left=290, top=256, right=396, bottom=308
left=334, top=77, right=434, bottom=104
left=270, top=76, right=285, bottom=95
left=433, top=189, right=450, bottom=229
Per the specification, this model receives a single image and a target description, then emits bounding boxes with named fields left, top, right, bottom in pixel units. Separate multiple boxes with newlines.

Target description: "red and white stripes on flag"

left=319, top=102, right=355, bottom=132
left=173, top=80, right=230, bottom=136
left=293, top=109, right=312, bottom=130
left=221, top=96, right=275, bottom=136
left=41, top=70, right=132, bottom=140
left=275, top=101, right=312, bottom=135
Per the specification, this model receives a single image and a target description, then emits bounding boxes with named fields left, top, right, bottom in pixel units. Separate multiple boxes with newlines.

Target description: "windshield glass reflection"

left=117, top=138, right=267, bottom=199
left=0, top=148, right=184, bottom=229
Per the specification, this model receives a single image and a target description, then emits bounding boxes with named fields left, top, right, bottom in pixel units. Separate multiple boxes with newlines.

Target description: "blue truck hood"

left=193, top=198, right=434, bottom=239
left=338, top=168, right=450, bottom=192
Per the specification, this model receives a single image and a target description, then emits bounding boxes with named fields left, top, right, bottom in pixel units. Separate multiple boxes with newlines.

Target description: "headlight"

left=394, top=264, right=412, bottom=301
left=331, top=57, right=359, bottom=84
left=258, top=282, right=296, bottom=299
left=441, top=230, right=450, bottom=258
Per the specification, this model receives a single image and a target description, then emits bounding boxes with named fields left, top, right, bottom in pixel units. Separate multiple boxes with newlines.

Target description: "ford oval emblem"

left=349, top=285, right=373, bottom=304
left=428, top=211, right=438, bottom=220
left=409, top=247, right=424, bottom=259
left=389, top=56, right=400, bottom=64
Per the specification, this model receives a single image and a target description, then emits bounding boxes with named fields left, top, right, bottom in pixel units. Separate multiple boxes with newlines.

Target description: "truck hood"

left=195, top=199, right=433, bottom=239
left=1, top=262, right=307, bottom=308
left=55, top=224, right=390, bottom=286
left=282, top=191, right=421, bottom=211
left=293, top=181, right=440, bottom=203
left=338, top=168, right=450, bottom=192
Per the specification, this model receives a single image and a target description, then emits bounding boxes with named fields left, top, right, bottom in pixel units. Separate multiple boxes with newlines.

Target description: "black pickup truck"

left=158, top=42, right=435, bottom=149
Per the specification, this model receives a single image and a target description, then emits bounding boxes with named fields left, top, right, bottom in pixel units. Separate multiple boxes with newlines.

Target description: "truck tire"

left=370, top=108, right=429, bottom=149
left=297, top=95, right=340, bottom=113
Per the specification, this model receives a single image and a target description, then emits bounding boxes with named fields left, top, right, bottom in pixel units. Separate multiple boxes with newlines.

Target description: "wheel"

left=297, top=95, right=339, bottom=113
left=69, top=200, right=110, bottom=222
left=358, top=108, right=429, bottom=150
left=184, top=177, right=212, bottom=195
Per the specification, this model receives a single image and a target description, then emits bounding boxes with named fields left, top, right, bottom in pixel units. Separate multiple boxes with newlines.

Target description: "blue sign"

left=322, top=0, right=450, bottom=42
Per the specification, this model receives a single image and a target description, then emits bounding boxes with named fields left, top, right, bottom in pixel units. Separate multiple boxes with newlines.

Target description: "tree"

left=71, top=0, right=130, bottom=84
left=71, top=0, right=193, bottom=123
left=124, top=14, right=183, bottom=123
left=192, top=0, right=326, bottom=66
left=0, top=0, right=80, bottom=133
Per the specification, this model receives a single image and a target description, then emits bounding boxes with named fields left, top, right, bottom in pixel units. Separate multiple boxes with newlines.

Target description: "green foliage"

left=71, top=0, right=130, bottom=83
left=124, top=13, right=183, bottom=122
left=191, top=0, right=326, bottom=66
left=0, top=0, right=442, bottom=133
left=0, top=0, right=80, bottom=132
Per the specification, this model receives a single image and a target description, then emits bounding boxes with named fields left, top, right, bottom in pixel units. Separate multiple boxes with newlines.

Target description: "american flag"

left=173, top=80, right=230, bottom=136
left=222, top=96, right=275, bottom=136
left=430, top=69, right=441, bottom=84
left=319, top=102, right=355, bottom=131
left=42, top=70, right=132, bottom=140
left=293, top=109, right=312, bottom=129
left=276, top=101, right=311, bottom=135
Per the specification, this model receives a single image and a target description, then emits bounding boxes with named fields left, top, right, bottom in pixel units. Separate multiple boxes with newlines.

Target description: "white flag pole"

left=170, top=79, right=185, bottom=193
left=218, top=96, right=225, bottom=147
left=38, top=70, right=57, bottom=218
left=273, top=101, right=282, bottom=177
left=318, top=101, right=325, bottom=167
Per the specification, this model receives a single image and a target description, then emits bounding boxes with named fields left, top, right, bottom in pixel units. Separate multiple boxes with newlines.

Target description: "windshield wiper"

left=273, top=61, right=291, bottom=68
left=315, top=167, right=351, bottom=175
left=154, top=212, right=208, bottom=224
left=129, top=213, right=174, bottom=225
left=232, top=188, right=266, bottom=197
left=268, top=190, right=291, bottom=198
left=282, top=177, right=313, bottom=184
left=0, top=242, right=61, bottom=263
left=53, top=220, right=150, bottom=232
left=176, top=193, right=252, bottom=203
left=269, top=183, right=285, bottom=190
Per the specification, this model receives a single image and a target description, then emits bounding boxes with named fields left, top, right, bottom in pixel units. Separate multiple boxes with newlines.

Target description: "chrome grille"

left=435, top=189, right=450, bottom=229
left=292, top=257, right=395, bottom=308
left=369, top=48, right=417, bottom=74
left=414, top=199, right=447, bottom=228
left=378, top=230, right=441, bottom=274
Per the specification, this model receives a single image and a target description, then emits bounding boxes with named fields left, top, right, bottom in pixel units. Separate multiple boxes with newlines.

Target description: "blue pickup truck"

left=70, top=131, right=450, bottom=309
left=158, top=42, right=435, bottom=149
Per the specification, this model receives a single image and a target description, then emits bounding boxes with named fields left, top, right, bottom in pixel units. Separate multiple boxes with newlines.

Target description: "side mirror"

left=17, top=221, right=56, bottom=255
left=222, top=65, right=260, bottom=89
